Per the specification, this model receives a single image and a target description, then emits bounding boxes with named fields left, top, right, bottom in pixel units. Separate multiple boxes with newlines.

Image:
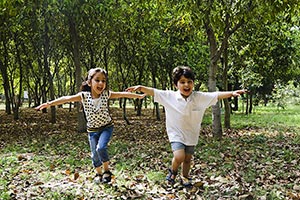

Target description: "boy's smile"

left=176, top=75, right=194, bottom=99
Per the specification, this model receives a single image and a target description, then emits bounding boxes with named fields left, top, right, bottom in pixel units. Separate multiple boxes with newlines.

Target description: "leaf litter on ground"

left=0, top=108, right=300, bottom=199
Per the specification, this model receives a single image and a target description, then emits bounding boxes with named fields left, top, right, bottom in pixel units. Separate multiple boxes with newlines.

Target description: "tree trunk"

left=249, top=93, right=253, bottom=114
left=1, top=39, right=12, bottom=114
left=68, top=15, right=86, bottom=132
left=203, top=6, right=245, bottom=137
left=136, top=98, right=143, bottom=116
left=43, top=9, right=56, bottom=123
left=231, top=76, right=239, bottom=111
left=151, top=64, right=160, bottom=121
left=123, top=98, right=130, bottom=125
left=245, top=93, right=249, bottom=115
left=222, top=42, right=231, bottom=129
left=205, top=23, right=223, bottom=138
left=13, top=34, right=23, bottom=120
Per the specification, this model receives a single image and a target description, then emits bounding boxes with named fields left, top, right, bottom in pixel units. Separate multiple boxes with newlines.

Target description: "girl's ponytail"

left=80, top=77, right=91, bottom=91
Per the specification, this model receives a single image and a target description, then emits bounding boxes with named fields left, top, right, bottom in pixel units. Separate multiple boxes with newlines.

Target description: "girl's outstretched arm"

left=217, top=89, right=246, bottom=100
left=35, top=93, right=82, bottom=110
left=126, top=85, right=154, bottom=96
left=110, top=91, right=146, bottom=99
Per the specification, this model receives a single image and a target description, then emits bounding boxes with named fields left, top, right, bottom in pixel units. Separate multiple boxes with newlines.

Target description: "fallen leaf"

left=293, top=185, right=300, bottom=191
left=74, top=172, right=80, bottom=180
left=17, top=154, right=27, bottom=161
left=193, top=181, right=204, bottom=188
left=33, top=181, right=44, bottom=186
left=65, top=169, right=71, bottom=175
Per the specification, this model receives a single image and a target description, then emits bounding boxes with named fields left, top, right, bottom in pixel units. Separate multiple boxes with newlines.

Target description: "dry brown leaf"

left=17, top=154, right=27, bottom=161
left=193, top=181, right=204, bottom=188
left=33, top=181, right=44, bottom=186
left=287, top=191, right=300, bottom=200
left=50, top=164, right=55, bottom=171
left=65, top=169, right=71, bottom=175
left=74, top=172, right=80, bottom=180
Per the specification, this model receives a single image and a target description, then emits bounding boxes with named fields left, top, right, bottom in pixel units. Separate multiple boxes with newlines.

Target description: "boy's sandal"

left=102, top=171, right=113, bottom=183
left=180, top=176, right=193, bottom=188
left=166, top=168, right=178, bottom=184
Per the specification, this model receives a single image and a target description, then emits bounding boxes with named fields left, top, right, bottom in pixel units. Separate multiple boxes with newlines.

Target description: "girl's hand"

left=126, top=85, right=141, bottom=92
left=137, top=94, right=147, bottom=99
left=35, top=103, right=50, bottom=111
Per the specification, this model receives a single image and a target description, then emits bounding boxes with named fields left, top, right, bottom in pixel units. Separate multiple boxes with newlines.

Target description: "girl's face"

left=175, top=75, right=194, bottom=99
left=89, top=72, right=107, bottom=97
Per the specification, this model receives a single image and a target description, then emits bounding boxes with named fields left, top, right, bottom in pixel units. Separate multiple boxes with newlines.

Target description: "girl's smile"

left=90, top=72, right=107, bottom=97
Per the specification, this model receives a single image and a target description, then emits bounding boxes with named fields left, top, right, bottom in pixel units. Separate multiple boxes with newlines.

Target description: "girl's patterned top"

left=81, top=91, right=112, bottom=129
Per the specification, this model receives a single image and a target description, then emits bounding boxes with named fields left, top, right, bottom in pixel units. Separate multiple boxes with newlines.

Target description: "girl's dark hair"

left=80, top=68, right=109, bottom=91
left=172, top=66, right=195, bottom=85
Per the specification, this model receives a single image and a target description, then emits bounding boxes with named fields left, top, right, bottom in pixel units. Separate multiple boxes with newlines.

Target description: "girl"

left=36, top=68, right=145, bottom=183
left=126, top=66, right=245, bottom=187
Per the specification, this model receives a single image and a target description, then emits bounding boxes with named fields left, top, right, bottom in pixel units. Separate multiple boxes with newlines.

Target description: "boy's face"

left=175, top=75, right=194, bottom=99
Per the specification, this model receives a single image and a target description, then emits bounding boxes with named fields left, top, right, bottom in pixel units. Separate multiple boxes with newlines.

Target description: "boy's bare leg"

left=172, top=149, right=185, bottom=178
left=182, top=154, right=192, bottom=178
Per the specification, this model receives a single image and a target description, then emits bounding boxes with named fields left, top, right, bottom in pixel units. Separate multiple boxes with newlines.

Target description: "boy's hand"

left=232, top=89, right=247, bottom=97
left=126, top=85, right=154, bottom=96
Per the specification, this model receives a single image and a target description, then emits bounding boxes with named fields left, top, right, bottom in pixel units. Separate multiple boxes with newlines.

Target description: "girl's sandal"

left=94, top=173, right=102, bottom=184
left=102, top=171, right=113, bottom=183
left=166, top=169, right=178, bottom=185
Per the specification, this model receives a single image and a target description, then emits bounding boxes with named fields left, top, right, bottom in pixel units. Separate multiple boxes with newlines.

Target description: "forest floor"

left=1, top=107, right=300, bottom=199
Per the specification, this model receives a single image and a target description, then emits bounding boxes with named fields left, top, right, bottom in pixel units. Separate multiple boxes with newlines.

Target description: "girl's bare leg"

left=103, top=161, right=109, bottom=172
left=95, top=166, right=102, bottom=175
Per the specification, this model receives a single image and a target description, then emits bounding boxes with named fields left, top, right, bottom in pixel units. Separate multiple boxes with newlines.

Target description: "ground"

left=1, top=107, right=300, bottom=199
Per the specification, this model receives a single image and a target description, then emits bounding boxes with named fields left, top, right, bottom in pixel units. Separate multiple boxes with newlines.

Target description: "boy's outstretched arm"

left=126, top=85, right=155, bottom=96
left=217, top=89, right=246, bottom=100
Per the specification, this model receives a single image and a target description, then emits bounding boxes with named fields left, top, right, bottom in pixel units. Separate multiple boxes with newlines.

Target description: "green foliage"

left=228, top=5, right=300, bottom=103
left=272, top=81, right=300, bottom=106
left=1, top=0, right=298, bottom=105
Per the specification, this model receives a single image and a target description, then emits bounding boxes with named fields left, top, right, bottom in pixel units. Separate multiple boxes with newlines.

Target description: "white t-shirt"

left=81, top=91, right=112, bottom=129
left=154, top=89, right=218, bottom=146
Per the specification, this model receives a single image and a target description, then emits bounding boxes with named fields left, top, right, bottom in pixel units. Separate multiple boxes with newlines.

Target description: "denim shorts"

left=171, top=142, right=195, bottom=155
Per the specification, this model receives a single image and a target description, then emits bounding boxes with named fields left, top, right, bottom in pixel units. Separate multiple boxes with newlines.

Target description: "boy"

left=126, top=66, right=245, bottom=187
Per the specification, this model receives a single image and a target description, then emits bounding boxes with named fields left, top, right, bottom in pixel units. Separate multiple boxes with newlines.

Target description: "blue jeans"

left=88, top=126, right=113, bottom=168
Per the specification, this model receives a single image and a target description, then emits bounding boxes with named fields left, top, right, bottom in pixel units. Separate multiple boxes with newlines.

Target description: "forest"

left=1, top=0, right=300, bottom=199
left=1, top=0, right=300, bottom=134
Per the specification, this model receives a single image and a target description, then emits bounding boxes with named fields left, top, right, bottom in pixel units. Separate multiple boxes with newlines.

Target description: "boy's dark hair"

left=172, top=66, right=195, bottom=85
left=80, top=68, right=109, bottom=91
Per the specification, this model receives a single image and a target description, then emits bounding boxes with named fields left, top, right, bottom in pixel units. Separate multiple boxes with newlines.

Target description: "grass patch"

left=230, top=105, right=300, bottom=130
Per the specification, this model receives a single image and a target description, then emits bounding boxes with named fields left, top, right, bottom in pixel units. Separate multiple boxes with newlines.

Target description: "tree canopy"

left=1, top=0, right=300, bottom=134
